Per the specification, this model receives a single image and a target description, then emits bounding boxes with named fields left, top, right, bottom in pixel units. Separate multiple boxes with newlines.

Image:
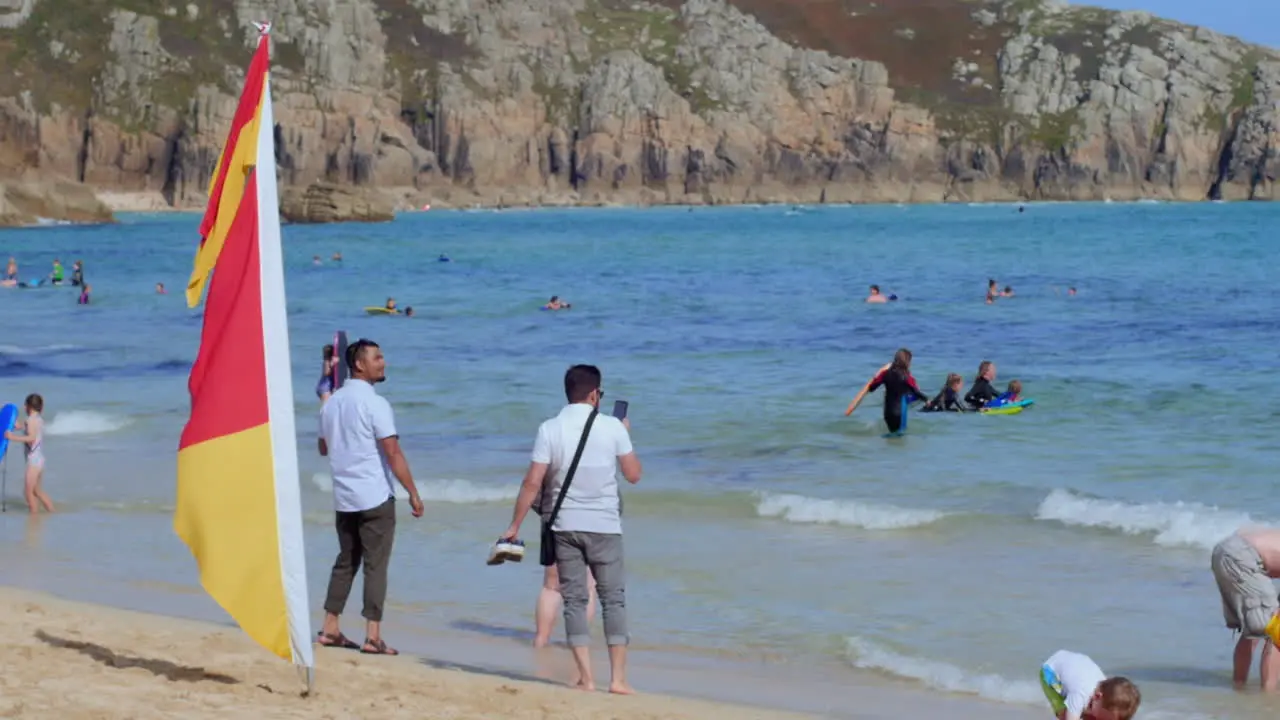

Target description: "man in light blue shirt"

left=317, top=338, right=423, bottom=656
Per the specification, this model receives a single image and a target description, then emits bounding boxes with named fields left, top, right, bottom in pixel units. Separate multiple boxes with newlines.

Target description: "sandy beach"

left=0, top=585, right=815, bottom=720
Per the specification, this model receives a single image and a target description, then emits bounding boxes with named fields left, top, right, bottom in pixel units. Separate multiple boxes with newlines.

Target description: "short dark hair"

left=24, top=393, right=43, bottom=413
left=346, top=338, right=379, bottom=373
left=564, top=364, right=602, bottom=403
left=870, top=284, right=880, bottom=292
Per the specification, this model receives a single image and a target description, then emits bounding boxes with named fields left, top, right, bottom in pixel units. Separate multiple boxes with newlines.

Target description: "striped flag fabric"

left=175, top=23, right=313, bottom=675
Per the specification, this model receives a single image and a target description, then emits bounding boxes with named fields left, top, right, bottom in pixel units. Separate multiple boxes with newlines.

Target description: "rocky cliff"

left=0, top=0, right=1277, bottom=208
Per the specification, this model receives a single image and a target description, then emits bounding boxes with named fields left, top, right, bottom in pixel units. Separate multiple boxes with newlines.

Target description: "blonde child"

left=1040, top=650, right=1140, bottom=720
left=4, top=394, right=54, bottom=514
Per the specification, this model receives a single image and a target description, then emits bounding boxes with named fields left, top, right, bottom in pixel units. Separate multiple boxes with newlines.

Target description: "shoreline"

left=0, top=570, right=1042, bottom=720
left=90, top=187, right=1253, bottom=216
left=0, top=584, right=810, bottom=720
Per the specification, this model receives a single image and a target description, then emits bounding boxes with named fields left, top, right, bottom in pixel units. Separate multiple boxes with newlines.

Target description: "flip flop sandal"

left=360, top=638, right=399, bottom=656
left=316, top=631, right=360, bottom=650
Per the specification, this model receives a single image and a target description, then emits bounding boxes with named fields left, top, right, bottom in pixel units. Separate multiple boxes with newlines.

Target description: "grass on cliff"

left=0, top=0, right=312, bottom=126
left=370, top=0, right=479, bottom=109
left=573, top=0, right=721, bottom=115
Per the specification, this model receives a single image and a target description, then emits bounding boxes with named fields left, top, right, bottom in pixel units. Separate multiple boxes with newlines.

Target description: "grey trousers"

left=555, top=531, right=628, bottom=647
left=323, top=497, right=396, bottom=622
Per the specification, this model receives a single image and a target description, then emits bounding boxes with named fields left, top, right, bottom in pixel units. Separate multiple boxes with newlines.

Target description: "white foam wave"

left=1036, top=489, right=1252, bottom=551
left=755, top=492, right=945, bottom=530
left=45, top=410, right=132, bottom=436
left=309, top=473, right=518, bottom=504
left=0, top=343, right=81, bottom=355
left=845, top=637, right=1043, bottom=705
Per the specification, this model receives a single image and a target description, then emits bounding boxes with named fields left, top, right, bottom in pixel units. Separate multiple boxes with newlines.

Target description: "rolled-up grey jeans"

left=555, top=530, right=628, bottom=647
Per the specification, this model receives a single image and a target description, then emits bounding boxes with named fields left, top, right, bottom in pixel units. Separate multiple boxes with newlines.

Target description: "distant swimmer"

left=404, top=306, right=414, bottom=317
left=1211, top=528, right=1280, bottom=689
left=964, top=360, right=1001, bottom=409
left=313, top=255, right=322, bottom=266
left=438, top=254, right=451, bottom=263
left=70, top=260, right=84, bottom=287
left=50, top=259, right=64, bottom=285
left=331, top=252, right=343, bottom=262
left=986, top=278, right=998, bottom=304
left=865, top=285, right=888, bottom=304
left=4, top=256, right=16, bottom=281
left=77, top=284, right=91, bottom=305
left=1068, top=286, right=1077, bottom=296
left=844, top=348, right=931, bottom=434
left=1001, top=285, right=1015, bottom=298
left=385, top=297, right=398, bottom=312
left=543, top=295, right=571, bottom=311
left=156, top=282, right=167, bottom=294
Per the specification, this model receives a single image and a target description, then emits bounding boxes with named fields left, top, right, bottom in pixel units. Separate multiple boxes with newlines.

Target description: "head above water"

left=1007, top=379, right=1022, bottom=395
left=346, top=339, right=385, bottom=383
left=564, top=364, right=603, bottom=405
left=869, top=284, right=880, bottom=294
left=24, top=393, right=43, bottom=414
left=976, top=360, right=995, bottom=382
left=946, top=372, right=963, bottom=390
left=889, top=348, right=913, bottom=374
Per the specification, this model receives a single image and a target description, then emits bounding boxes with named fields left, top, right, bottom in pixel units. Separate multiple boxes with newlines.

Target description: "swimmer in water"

left=385, top=297, right=399, bottom=312
left=313, top=255, right=322, bottom=266
left=1001, top=285, right=1014, bottom=298
left=70, top=260, right=84, bottom=287
left=331, top=252, right=343, bottom=262
left=5, top=394, right=55, bottom=514
left=404, top=306, right=414, bottom=317
left=77, top=284, right=91, bottom=305
left=5, top=256, right=17, bottom=281
left=1068, top=286, right=1077, bottom=296
left=543, top=296, right=571, bottom=310
left=922, top=373, right=969, bottom=412
left=156, top=282, right=167, bottom=294
left=986, top=278, right=998, bottom=304
left=438, top=254, right=450, bottom=263
left=964, top=360, right=1001, bottom=409
left=50, top=259, right=65, bottom=285
left=844, top=348, right=931, bottom=434
left=865, top=285, right=888, bottom=304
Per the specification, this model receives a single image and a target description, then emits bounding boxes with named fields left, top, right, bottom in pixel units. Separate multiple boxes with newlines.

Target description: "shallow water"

left=1, top=202, right=1278, bottom=718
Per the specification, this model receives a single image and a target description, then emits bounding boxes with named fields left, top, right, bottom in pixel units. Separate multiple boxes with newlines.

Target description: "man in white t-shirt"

left=317, top=339, right=423, bottom=656
left=499, top=364, right=642, bottom=694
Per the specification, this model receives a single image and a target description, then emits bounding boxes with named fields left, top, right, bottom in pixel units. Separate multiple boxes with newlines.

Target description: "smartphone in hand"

left=611, top=400, right=629, bottom=421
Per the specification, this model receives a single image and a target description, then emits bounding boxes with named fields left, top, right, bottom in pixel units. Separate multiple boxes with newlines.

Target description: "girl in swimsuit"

left=845, top=348, right=932, bottom=434
left=5, top=394, right=54, bottom=514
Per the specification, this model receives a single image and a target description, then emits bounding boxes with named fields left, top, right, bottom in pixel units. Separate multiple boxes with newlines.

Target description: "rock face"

left=0, top=181, right=114, bottom=226
left=280, top=182, right=395, bottom=223
left=0, top=0, right=1277, bottom=206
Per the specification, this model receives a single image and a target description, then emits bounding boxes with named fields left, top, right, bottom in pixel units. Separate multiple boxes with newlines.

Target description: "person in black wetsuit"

left=964, top=360, right=1001, bottom=409
left=922, top=373, right=968, bottom=413
left=844, top=348, right=931, bottom=434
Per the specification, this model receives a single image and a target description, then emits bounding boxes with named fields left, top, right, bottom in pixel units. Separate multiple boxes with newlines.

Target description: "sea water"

left=0, top=202, right=1277, bottom=718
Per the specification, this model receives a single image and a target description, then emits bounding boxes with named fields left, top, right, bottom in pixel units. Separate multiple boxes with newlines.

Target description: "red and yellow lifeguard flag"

left=176, top=24, right=313, bottom=673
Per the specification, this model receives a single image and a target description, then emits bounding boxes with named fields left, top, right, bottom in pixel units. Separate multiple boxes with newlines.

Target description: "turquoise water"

left=1, top=202, right=1278, bottom=718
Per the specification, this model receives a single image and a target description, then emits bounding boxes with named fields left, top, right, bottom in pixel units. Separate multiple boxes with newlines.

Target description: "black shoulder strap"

left=545, top=409, right=598, bottom=529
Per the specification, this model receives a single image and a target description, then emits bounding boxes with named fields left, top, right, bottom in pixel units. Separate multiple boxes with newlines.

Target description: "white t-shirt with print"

left=1043, top=649, right=1106, bottom=717
left=532, top=403, right=633, bottom=534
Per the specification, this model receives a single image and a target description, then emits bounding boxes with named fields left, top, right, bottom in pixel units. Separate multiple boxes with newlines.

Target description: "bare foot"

left=573, top=678, right=595, bottom=692
left=609, top=682, right=636, bottom=695
left=532, top=637, right=550, bottom=649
